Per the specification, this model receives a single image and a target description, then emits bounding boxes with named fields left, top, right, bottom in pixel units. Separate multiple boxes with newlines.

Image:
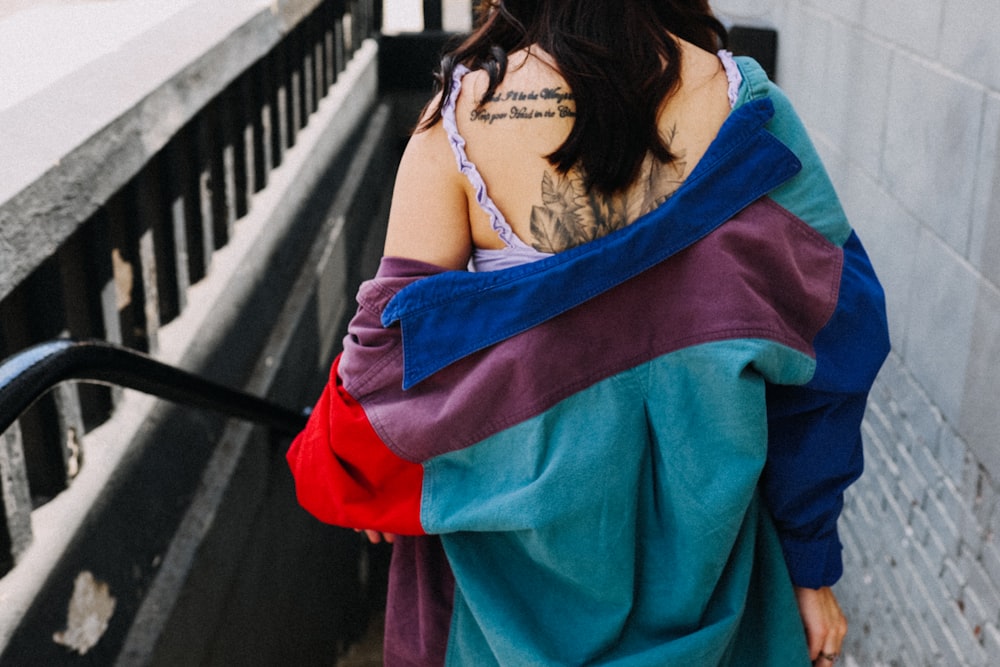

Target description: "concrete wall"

left=715, top=2, right=1000, bottom=664
left=0, top=0, right=330, bottom=303
left=0, top=0, right=395, bottom=661
left=1, top=39, right=395, bottom=665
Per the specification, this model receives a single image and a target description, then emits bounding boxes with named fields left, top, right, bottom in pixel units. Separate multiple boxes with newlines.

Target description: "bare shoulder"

left=445, top=48, right=579, bottom=251
left=454, top=48, right=575, bottom=156
left=382, top=110, right=473, bottom=270
left=660, top=39, right=732, bottom=140
left=677, top=38, right=729, bottom=86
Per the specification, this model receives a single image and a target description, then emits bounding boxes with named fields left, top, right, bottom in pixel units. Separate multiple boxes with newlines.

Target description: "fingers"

left=354, top=529, right=396, bottom=544
left=794, top=586, right=847, bottom=664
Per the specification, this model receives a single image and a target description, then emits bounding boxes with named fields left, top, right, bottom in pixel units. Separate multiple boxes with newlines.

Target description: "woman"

left=287, top=1, right=890, bottom=664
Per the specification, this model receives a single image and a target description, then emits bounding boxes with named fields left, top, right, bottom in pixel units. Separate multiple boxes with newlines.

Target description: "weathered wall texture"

left=0, top=0, right=387, bottom=659
left=716, top=1, right=1000, bottom=664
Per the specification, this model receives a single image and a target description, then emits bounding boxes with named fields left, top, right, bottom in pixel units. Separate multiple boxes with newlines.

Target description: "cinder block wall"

left=717, top=1, right=1000, bottom=664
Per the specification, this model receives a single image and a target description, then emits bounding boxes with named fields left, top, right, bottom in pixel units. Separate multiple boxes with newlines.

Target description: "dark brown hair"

left=420, top=0, right=728, bottom=195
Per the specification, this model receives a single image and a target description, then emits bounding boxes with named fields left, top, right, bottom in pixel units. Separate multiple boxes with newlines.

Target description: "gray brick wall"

left=839, top=353, right=996, bottom=665
left=715, top=1, right=1000, bottom=663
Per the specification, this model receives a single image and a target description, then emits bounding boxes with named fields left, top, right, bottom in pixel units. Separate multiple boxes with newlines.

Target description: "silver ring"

left=819, top=653, right=839, bottom=663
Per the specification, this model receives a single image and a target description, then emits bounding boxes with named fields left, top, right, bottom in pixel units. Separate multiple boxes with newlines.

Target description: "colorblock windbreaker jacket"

left=287, top=58, right=891, bottom=666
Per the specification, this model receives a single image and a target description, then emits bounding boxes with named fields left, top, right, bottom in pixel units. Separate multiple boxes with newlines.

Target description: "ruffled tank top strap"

left=440, top=64, right=536, bottom=251
left=717, top=50, right=743, bottom=108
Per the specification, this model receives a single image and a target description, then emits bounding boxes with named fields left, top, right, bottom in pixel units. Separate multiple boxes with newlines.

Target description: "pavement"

left=0, top=0, right=474, bottom=114
left=0, top=0, right=203, bottom=112
left=336, top=614, right=384, bottom=667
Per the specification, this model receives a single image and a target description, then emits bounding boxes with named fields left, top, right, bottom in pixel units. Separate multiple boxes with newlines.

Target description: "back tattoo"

left=470, top=85, right=689, bottom=253
left=529, top=130, right=688, bottom=253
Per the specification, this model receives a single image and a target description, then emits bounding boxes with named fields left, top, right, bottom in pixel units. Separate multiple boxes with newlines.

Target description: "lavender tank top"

left=442, top=51, right=743, bottom=272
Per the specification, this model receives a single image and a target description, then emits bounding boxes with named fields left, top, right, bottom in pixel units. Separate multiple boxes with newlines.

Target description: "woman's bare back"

left=454, top=39, right=734, bottom=253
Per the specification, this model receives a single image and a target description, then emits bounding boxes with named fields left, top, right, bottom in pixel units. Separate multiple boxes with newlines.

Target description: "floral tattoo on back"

left=529, top=172, right=613, bottom=253
left=528, top=136, right=688, bottom=253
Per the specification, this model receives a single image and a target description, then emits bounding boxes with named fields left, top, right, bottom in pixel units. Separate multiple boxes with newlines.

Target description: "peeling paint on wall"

left=52, top=571, right=116, bottom=655
left=111, top=248, right=133, bottom=310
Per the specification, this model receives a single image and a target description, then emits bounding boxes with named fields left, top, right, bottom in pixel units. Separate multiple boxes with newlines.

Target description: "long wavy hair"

left=419, top=0, right=728, bottom=195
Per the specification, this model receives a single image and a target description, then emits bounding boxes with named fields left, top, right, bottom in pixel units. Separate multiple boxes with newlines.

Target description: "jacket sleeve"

left=763, top=231, right=890, bottom=588
left=286, top=354, right=425, bottom=534
left=286, top=257, right=445, bottom=535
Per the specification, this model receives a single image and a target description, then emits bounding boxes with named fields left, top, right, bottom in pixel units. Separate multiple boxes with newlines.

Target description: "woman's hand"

left=794, top=586, right=847, bottom=664
left=357, top=529, right=396, bottom=544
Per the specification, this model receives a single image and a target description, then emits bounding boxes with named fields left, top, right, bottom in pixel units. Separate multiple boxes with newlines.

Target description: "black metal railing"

left=0, top=339, right=309, bottom=438
left=0, top=338, right=311, bottom=576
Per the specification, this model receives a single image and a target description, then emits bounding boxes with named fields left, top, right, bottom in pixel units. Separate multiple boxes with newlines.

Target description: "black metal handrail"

left=0, top=339, right=309, bottom=437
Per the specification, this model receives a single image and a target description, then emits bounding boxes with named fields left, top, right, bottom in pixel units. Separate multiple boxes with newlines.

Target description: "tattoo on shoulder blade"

left=529, top=171, right=627, bottom=253
left=528, top=131, right=689, bottom=254
left=470, top=87, right=575, bottom=125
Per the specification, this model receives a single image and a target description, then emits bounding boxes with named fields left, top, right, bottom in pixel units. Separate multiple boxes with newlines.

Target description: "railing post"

left=334, top=4, right=347, bottom=75
left=423, top=0, right=443, bottom=30
left=351, top=0, right=364, bottom=52
left=134, top=158, right=182, bottom=330
left=1, top=421, right=32, bottom=576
